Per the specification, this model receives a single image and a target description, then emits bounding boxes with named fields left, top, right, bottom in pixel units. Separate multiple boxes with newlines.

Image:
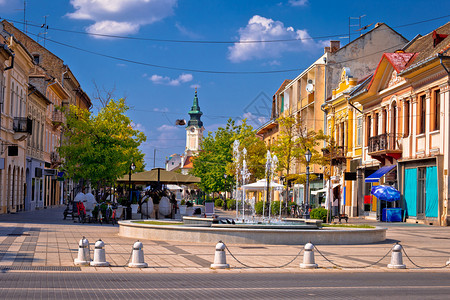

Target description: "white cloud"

left=190, top=84, right=201, bottom=89
left=131, top=122, right=146, bottom=132
left=86, top=20, right=140, bottom=36
left=241, top=112, right=267, bottom=128
left=150, top=73, right=193, bottom=86
left=67, top=0, right=177, bottom=37
left=228, top=15, right=320, bottom=63
left=175, top=22, right=202, bottom=39
left=288, top=0, right=308, bottom=6
left=153, top=107, right=169, bottom=113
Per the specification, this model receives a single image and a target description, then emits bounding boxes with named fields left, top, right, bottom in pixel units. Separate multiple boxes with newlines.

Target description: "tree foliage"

left=58, top=99, right=146, bottom=186
left=271, top=115, right=327, bottom=193
left=192, top=119, right=266, bottom=194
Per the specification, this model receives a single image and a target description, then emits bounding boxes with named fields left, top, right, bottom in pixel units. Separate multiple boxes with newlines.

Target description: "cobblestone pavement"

left=1, top=206, right=450, bottom=273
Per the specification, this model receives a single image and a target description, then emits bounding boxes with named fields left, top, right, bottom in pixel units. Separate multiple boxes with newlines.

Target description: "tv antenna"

left=38, top=16, right=49, bottom=47
left=348, top=15, right=370, bottom=44
left=14, top=0, right=27, bottom=33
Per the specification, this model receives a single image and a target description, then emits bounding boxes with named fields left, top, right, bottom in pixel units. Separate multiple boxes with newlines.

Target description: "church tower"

left=185, top=89, right=204, bottom=154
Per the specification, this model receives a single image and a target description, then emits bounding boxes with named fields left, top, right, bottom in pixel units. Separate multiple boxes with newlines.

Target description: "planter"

left=186, top=207, right=194, bottom=216
left=131, top=204, right=139, bottom=214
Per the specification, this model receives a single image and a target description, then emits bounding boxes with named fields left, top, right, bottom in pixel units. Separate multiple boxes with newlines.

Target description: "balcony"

left=13, top=117, right=32, bottom=141
left=323, top=145, right=347, bottom=166
left=52, top=110, right=64, bottom=127
left=50, top=151, right=61, bottom=167
left=368, top=133, right=402, bottom=162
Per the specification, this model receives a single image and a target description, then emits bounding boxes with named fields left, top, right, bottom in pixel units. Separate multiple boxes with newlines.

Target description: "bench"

left=333, top=214, right=348, bottom=223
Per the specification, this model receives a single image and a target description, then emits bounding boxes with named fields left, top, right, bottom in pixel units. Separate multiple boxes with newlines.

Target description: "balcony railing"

left=13, top=117, right=32, bottom=134
left=323, top=145, right=347, bottom=166
left=50, top=151, right=61, bottom=165
left=52, top=110, right=64, bottom=125
left=368, top=133, right=401, bottom=154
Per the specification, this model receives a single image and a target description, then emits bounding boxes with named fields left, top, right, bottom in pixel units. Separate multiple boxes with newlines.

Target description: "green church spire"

left=188, top=89, right=203, bottom=128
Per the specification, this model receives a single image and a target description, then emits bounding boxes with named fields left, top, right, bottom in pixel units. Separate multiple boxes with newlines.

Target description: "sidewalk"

left=1, top=206, right=450, bottom=273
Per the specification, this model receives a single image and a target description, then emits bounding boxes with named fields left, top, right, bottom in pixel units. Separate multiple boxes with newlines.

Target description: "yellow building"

left=322, top=68, right=362, bottom=217
left=0, top=28, right=34, bottom=213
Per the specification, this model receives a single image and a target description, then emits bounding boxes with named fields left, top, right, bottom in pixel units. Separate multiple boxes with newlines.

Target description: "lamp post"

left=304, top=149, right=312, bottom=219
left=127, top=162, right=136, bottom=220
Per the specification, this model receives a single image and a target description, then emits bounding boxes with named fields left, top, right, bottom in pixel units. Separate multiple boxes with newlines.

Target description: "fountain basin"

left=118, top=220, right=387, bottom=245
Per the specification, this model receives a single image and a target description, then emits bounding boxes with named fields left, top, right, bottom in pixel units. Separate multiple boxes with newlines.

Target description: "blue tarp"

left=365, top=165, right=396, bottom=183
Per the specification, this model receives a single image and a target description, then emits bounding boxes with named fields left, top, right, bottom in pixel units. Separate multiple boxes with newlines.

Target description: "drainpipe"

left=4, top=44, right=14, bottom=71
left=438, top=52, right=450, bottom=225
left=438, top=53, right=450, bottom=75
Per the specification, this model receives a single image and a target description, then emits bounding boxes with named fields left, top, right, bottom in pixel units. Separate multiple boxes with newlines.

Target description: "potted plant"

left=179, top=199, right=187, bottom=215
left=186, top=200, right=194, bottom=216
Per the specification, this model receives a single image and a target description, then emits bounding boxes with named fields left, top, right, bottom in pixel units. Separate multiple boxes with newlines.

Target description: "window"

left=382, top=109, right=387, bottom=134
left=356, top=116, right=363, bottom=147
left=33, top=54, right=40, bottom=64
left=374, top=113, right=379, bottom=136
left=418, top=94, right=426, bottom=134
left=10, top=82, right=14, bottom=115
left=404, top=100, right=410, bottom=137
left=366, top=115, right=371, bottom=145
left=432, top=90, right=440, bottom=131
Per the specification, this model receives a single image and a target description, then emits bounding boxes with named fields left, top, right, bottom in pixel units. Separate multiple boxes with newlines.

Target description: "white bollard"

left=300, top=243, right=318, bottom=269
left=388, top=244, right=406, bottom=269
left=210, top=241, right=230, bottom=269
left=74, top=237, right=91, bottom=266
left=90, top=239, right=110, bottom=267
left=128, top=241, right=148, bottom=268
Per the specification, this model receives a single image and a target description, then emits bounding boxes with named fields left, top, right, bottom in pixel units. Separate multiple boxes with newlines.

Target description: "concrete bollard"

left=128, top=241, right=148, bottom=268
left=388, top=244, right=406, bottom=269
left=300, top=243, right=318, bottom=269
left=90, top=239, right=110, bottom=267
left=210, top=241, right=230, bottom=269
left=74, top=237, right=91, bottom=266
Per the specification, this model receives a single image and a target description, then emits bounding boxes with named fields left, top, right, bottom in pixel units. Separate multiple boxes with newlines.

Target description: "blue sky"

left=1, top=0, right=449, bottom=169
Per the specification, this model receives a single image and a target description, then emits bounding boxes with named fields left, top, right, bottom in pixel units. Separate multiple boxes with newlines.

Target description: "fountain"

left=118, top=140, right=386, bottom=245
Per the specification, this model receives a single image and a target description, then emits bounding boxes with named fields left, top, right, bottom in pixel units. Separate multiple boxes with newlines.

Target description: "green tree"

left=192, top=118, right=266, bottom=194
left=58, top=99, right=146, bottom=192
left=271, top=115, right=327, bottom=200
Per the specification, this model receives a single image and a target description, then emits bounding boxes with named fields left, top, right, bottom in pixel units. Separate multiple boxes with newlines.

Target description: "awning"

left=365, top=165, right=396, bottom=183
left=311, top=188, right=327, bottom=195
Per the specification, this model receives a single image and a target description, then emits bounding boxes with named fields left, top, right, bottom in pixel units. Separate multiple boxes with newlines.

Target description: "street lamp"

left=304, top=149, right=312, bottom=219
left=127, top=162, right=136, bottom=220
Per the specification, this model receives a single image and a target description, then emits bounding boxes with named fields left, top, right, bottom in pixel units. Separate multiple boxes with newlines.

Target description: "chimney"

left=330, top=41, right=340, bottom=53
left=374, top=22, right=383, bottom=28
left=324, top=46, right=331, bottom=54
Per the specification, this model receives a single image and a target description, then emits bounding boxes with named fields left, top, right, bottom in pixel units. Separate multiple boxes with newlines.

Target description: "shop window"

left=417, top=167, right=426, bottom=216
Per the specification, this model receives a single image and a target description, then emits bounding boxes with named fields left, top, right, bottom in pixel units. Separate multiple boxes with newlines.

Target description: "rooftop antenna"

left=38, top=16, right=49, bottom=47
left=348, top=15, right=366, bottom=44
left=14, top=0, right=27, bottom=33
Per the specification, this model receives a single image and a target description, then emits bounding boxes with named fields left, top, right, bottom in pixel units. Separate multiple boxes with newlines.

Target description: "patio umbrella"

left=371, top=185, right=400, bottom=202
